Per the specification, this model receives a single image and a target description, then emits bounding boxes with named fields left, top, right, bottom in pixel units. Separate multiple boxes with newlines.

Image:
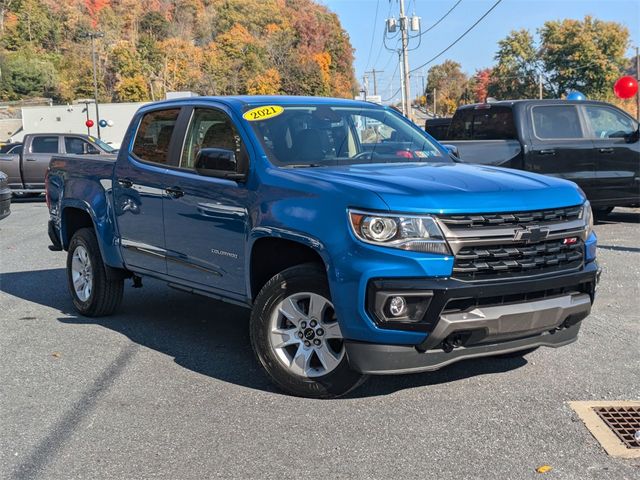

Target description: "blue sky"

left=321, top=0, right=640, bottom=101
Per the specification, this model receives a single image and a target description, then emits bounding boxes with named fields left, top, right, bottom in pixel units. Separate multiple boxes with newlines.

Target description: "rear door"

left=113, top=108, right=182, bottom=274
left=527, top=104, right=594, bottom=195
left=582, top=104, right=639, bottom=205
left=23, top=135, right=61, bottom=188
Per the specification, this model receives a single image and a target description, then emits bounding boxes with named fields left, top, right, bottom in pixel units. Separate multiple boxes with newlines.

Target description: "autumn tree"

left=426, top=60, right=469, bottom=116
left=540, top=16, right=629, bottom=99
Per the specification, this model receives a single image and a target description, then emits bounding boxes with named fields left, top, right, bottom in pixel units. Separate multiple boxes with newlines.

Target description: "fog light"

left=388, top=296, right=407, bottom=317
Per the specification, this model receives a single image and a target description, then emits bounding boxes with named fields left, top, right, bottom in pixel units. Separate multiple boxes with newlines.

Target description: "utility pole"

left=365, top=69, right=384, bottom=96
left=80, top=31, right=104, bottom=139
left=399, top=0, right=411, bottom=119
left=433, top=88, right=437, bottom=117
left=538, top=73, right=543, bottom=100
left=362, top=74, right=369, bottom=101
left=385, top=2, right=420, bottom=119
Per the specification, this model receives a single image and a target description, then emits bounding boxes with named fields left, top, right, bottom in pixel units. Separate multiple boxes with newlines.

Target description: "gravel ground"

left=1, top=200, right=639, bottom=480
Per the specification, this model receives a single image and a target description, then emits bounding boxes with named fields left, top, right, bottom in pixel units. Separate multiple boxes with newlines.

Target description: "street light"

left=78, top=31, right=104, bottom=139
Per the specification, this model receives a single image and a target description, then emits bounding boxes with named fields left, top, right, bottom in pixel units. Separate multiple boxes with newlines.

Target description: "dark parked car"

left=424, top=117, right=452, bottom=140
left=441, top=100, right=640, bottom=216
left=0, top=171, right=11, bottom=220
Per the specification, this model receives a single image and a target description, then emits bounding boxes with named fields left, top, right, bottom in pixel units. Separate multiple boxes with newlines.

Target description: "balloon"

left=566, top=90, right=586, bottom=101
left=613, top=76, right=638, bottom=99
left=99, top=119, right=108, bottom=128
left=106, top=119, right=114, bottom=127
left=85, top=119, right=94, bottom=128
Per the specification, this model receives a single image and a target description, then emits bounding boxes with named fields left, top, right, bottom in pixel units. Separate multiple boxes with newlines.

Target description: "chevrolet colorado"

left=46, top=96, right=599, bottom=398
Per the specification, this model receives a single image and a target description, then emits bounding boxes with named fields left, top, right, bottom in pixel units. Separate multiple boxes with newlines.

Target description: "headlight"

left=581, top=200, right=593, bottom=237
left=348, top=209, right=450, bottom=254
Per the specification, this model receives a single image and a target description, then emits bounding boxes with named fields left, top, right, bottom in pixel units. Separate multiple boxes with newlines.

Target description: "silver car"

left=0, top=171, right=11, bottom=220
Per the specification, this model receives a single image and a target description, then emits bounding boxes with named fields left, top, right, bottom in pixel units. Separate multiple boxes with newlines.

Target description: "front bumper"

left=345, top=262, right=599, bottom=375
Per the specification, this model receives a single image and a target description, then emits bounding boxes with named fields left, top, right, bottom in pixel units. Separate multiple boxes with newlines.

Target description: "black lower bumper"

left=346, top=323, right=582, bottom=375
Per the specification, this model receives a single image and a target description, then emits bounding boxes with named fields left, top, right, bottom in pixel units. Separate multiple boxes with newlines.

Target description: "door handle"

left=536, top=149, right=556, bottom=156
left=165, top=186, right=184, bottom=199
left=25, top=158, right=37, bottom=162
left=598, top=147, right=614, bottom=154
left=117, top=178, right=133, bottom=188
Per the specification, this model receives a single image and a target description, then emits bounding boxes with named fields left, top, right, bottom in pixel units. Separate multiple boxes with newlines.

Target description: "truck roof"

left=142, top=95, right=382, bottom=110
left=456, top=99, right=617, bottom=110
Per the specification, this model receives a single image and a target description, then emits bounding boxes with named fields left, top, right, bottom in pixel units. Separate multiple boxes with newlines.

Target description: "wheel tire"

left=593, top=206, right=614, bottom=219
left=494, top=347, right=539, bottom=359
left=250, top=263, right=367, bottom=398
left=67, top=227, right=123, bottom=316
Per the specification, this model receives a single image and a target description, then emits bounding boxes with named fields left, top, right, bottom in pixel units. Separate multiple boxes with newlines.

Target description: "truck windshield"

left=246, top=105, right=450, bottom=167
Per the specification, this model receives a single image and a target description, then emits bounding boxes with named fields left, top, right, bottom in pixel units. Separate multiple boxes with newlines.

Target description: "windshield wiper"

left=285, top=163, right=323, bottom=168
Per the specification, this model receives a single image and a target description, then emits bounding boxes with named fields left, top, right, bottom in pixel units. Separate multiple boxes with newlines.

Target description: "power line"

left=410, top=0, right=503, bottom=74
left=412, top=0, right=463, bottom=38
left=363, top=0, right=381, bottom=72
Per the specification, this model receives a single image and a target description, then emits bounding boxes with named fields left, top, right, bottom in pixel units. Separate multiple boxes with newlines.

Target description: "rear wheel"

left=250, top=263, right=366, bottom=398
left=67, top=228, right=123, bottom=316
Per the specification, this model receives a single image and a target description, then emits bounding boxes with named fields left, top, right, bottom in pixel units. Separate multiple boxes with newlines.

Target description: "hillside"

left=0, top=0, right=357, bottom=103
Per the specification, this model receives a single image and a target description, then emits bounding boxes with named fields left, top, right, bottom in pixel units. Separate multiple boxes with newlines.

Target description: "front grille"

left=439, top=205, right=582, bottom=229
left=453, top=239, right=584, bottom=280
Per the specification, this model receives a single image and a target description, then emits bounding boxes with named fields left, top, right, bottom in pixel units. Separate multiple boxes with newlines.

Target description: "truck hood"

left=289, top=162, right=585, bottom=214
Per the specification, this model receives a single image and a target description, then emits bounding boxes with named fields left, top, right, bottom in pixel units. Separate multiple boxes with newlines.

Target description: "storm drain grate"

left=594, top=406, right=640, bottom=449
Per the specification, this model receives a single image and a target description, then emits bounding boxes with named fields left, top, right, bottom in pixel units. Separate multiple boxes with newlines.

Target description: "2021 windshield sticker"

left=243, top=105, right=284, bottom=121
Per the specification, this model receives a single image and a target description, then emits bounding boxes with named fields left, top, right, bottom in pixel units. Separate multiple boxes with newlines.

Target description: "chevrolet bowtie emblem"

left=513, top=226, right=550, bottom=243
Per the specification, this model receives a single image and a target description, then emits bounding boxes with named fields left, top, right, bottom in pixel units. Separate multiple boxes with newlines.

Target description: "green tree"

left=488, top=29, right=540, bottom=100
left=540, top=16, right=629, bottom=99
left=0, top=53, right=57, bottom=98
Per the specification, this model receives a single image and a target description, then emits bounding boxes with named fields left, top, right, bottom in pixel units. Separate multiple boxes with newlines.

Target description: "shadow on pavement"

left=595, top=208, right=639, bottom=225
left=1, top=268, right=526, bottom=398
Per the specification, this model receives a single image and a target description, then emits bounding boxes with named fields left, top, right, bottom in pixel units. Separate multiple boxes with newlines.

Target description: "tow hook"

left=442, top=334, right=464, bottom=353
left=132, top=275, right=143, bottom=288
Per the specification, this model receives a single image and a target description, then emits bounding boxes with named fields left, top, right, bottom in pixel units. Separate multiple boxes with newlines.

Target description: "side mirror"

left=195, top=148, right=245, bottom=181
left=442, top=144, right=460, bottom=159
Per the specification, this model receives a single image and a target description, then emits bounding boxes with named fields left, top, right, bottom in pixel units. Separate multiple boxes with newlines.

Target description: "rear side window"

left=31, top=136, right=59, bottom=154
left=532, top=106, right=583, bottom=139
left=132, top=109, right=180, bottom=164
left=447, top=109, right=473, bottom=140
left=65, top=137, right=100, bottom=155
left=471, top=107, right=516, bottom=140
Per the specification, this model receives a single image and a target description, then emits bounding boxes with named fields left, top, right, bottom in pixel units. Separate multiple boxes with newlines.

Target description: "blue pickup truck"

left=46, top=96, right=599, bottom=398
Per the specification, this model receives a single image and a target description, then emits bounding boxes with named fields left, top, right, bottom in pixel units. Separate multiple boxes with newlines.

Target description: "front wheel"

left=67, top=228, right=124, bottom=316
left=250, top=263, right=367, bottom=398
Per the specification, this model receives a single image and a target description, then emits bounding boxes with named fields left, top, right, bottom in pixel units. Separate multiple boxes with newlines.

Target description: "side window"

left=471, top=107, right=517, bottom=140
left=31, top=136, right=59, bottom=154
left=131, top=109, right=180, bottom=165
left=180, top=108, right=247, bottom=170
left=10, top=145, right=22, bottom=155
left=353, top=115, right=395, bottom=145
left=532, top=106, right=583, bottom=139
left=65, top=137, right=100, bottom=155
left=447, top=110, right=473, bottom=140
left=584, top=106, right=637, bottom=139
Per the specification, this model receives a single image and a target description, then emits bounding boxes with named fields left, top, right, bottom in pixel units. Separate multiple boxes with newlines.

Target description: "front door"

left=527, top=104, right=595, bottom=197
left=582, top=104, right=640, bottom=206
left=163, top=106, right=249, bottom=295
left=113, top=108, right=181, bottom=274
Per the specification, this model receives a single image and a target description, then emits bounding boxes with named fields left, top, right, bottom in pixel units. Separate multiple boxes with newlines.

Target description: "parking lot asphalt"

left=1, top=199, right=639, bottom=480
